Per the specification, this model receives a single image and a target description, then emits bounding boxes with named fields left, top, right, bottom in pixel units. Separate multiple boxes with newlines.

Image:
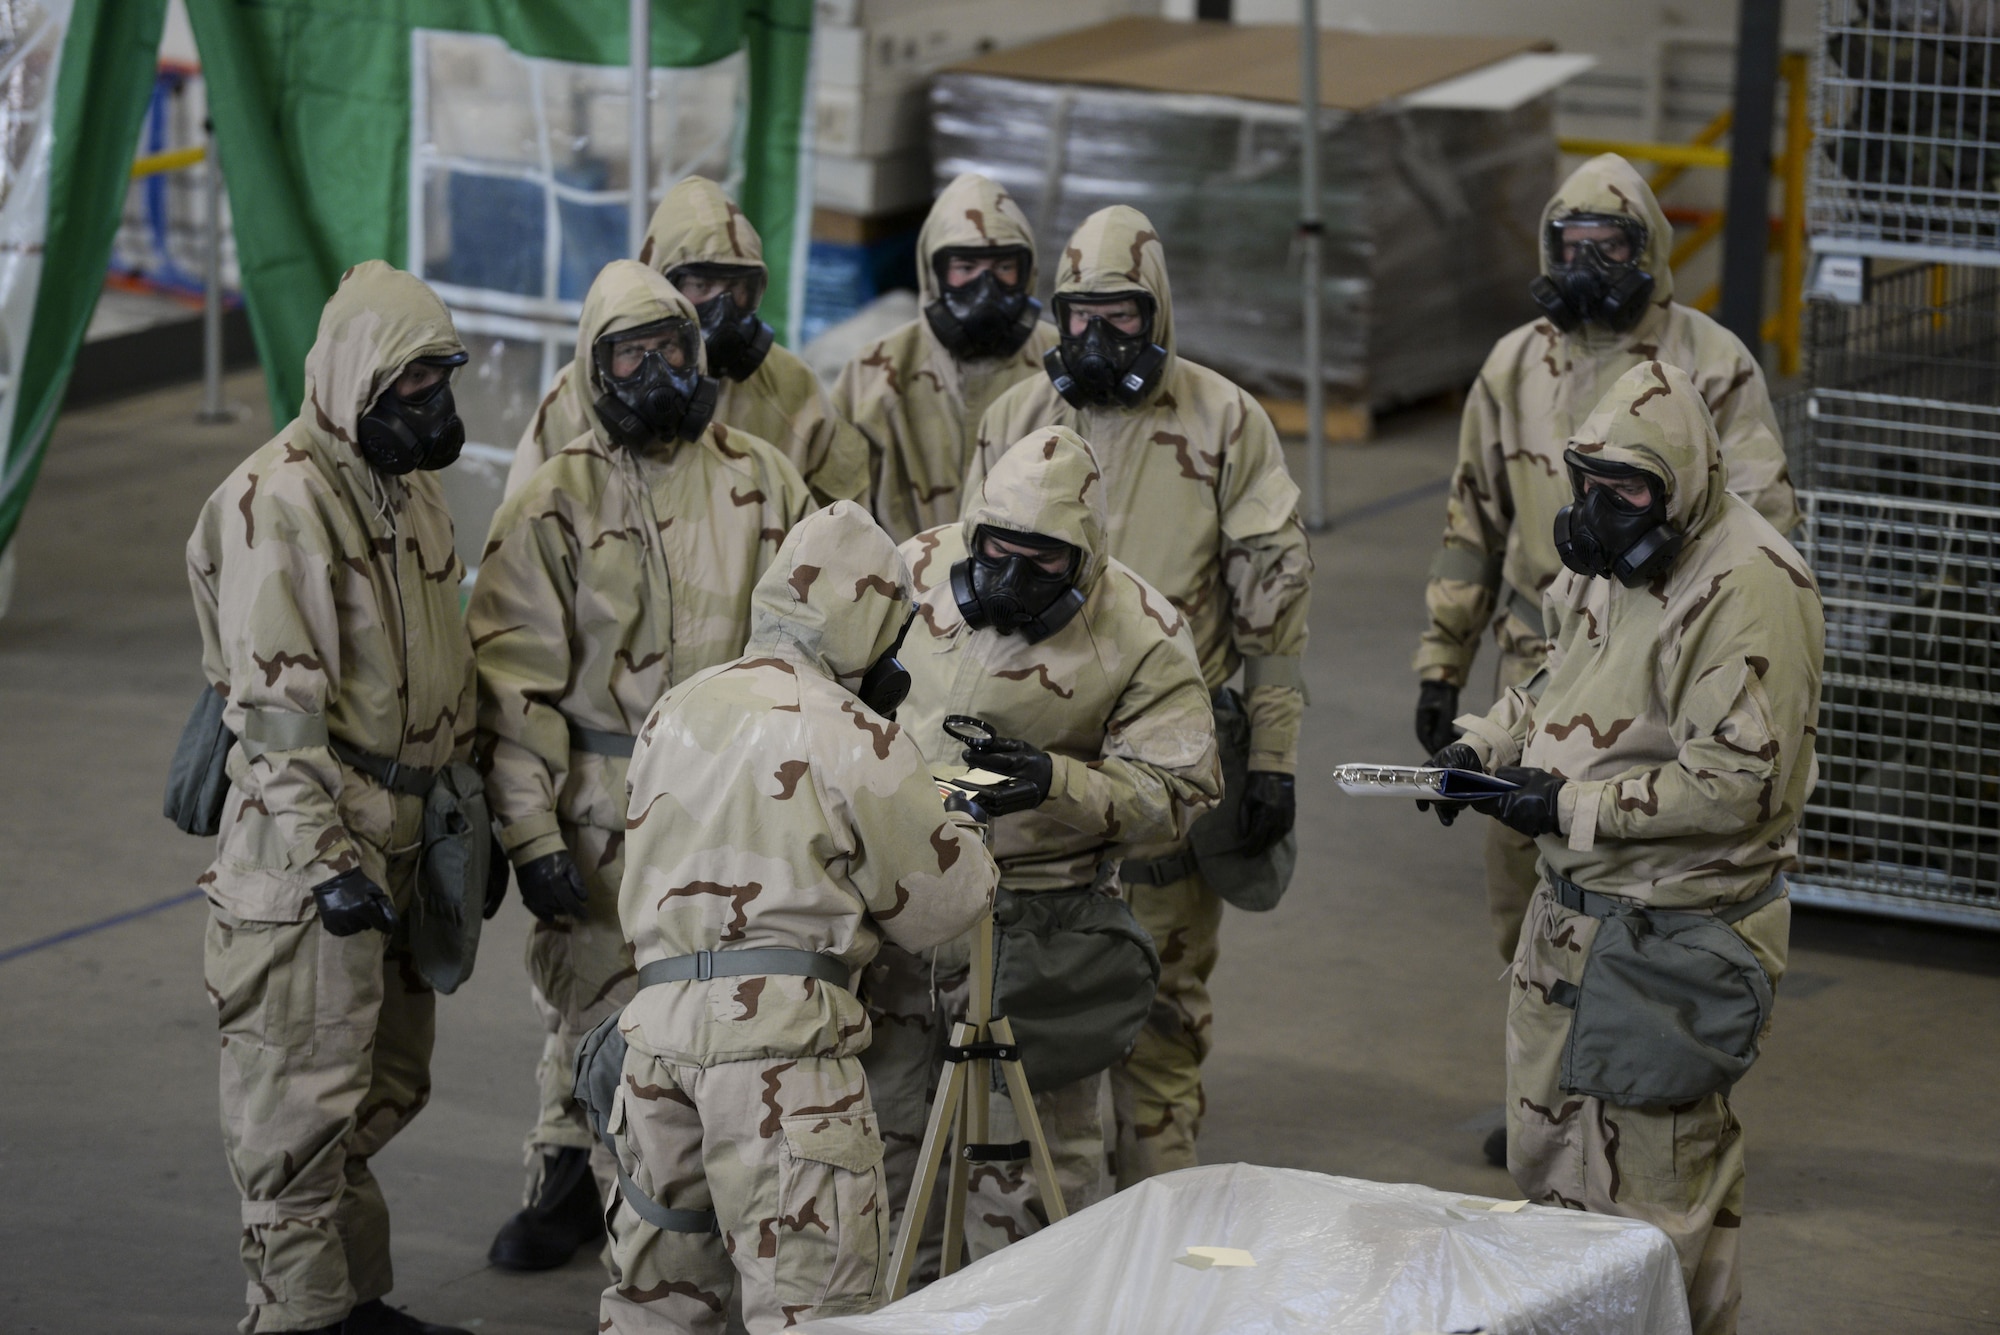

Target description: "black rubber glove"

left=1474, top=765, right=1566, bottom=839
left=968, top=736, right=1054, bottom=808
left=483, top=834, right=508, bottom=920
left=1237, top=771, right=1296, bottom=856
left=1414, top=679, right=1462, bottom=756
left=1415, top=742, right=1483, bottom=828
left=516, top=849, right=590, bottom=923
left=312, top=868, right=398, bottom=937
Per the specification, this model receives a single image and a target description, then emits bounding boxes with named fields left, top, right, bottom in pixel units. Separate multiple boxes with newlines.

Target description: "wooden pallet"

left=1255, top=394, right=1373, bottom=443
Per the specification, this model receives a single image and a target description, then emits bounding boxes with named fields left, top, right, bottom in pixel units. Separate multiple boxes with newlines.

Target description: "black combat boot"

left=1482, top=1124, right=1508, bottom=1169
left=342, top=1298, right=472, bottom=1334
left=486, top=1145, right=605, bottom=1271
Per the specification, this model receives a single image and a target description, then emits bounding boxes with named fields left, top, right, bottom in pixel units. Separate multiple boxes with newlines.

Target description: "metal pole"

left=1718, top=0, right=1783, bottom=351
left=628, top=0, right=651, bottom=259
left=1300, top=0, right=1327, bottom=531
left=198, top=121, right=228, bottom=424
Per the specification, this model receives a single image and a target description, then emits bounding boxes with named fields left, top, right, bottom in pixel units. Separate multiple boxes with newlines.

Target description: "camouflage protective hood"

left=961, top=426, right=1108, bottom=593
left=300, top=259, right=464, bottom=458
left=1052, top=204, right=1176, bottom=393
left=918, top=172, right=1039, bottom=307
left=638, top=175, right=765, bottom=279
left=573, top=259, right=709, bottom=444
left=1542, top=153, right=1675, bottom=310
left=747, top=501, right=913, bottom=683
left=1568, top=360, right=1727, bottom=538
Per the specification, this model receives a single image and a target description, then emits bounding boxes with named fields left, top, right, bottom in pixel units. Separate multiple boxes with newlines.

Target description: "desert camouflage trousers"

left=205, top=796, right=432, bottom=1334
left=1507, top=883, right=1747, bottom=1335
left=522, top=819, right=634, bottom=1206
left=1483, top=607, right=1552, bottom=962
left=599, top=1049, right=892, bottom=1334
left=858, top=939, right=1107, bottom=1279
left=1110, top=868, right=1221, bottom=1188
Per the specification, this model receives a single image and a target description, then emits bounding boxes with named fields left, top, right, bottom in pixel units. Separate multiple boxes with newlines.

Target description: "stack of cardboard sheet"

left=932, top=18, right=1591, bottom=409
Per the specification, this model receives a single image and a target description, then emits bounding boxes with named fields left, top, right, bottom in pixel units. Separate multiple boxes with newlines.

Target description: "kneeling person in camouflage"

left=866, top=426, right=1220, bottom=1268
left=1429, top=362, right=1823, bottom=1335
left=188, top=262, right=481, bottom=1335
left=597, top=503, right=998, bottom=1333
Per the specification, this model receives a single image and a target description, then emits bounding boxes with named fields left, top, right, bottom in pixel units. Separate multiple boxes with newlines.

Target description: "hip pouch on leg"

left=411, top=760, right=494, bottom=993
left=163, top=685, right=234, bottom=836
left=992, top=886, right=1161, bottom=1091
left=1551, top=874, right=1783, bottom=1106
left=573, top=1011, right=718, bottom=1234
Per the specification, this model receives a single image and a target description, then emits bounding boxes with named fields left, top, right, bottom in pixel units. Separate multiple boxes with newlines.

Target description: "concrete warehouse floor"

left=1, top=370, right=1996, bottom=1334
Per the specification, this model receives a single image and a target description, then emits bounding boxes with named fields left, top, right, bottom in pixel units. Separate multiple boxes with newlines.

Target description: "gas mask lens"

left=356, top=352, right=468, bottom=475
left=1552, top=450, right=1685, bottom=587
left=592, top=317, right=716, bottom=448
left=950, top=525, right=1085, bottom=644
left=1529, top=213, right=1655, bottom=334
left=925, top=246, right=1039, bottom=359
left=1046, top=291, right=1167, bottom=408
left=669, top=264, right=773, bottom=381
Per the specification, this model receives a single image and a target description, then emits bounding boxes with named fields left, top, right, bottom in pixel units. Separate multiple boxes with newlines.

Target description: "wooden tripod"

left=883, top=910, right=1067, bottom=1300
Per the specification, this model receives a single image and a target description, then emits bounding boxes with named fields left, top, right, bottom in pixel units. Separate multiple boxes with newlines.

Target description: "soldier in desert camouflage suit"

left=833, top=172, right=1060, bottom=542
left=506, top=176, right=867, bottom=506
left=1443, top=361, right=1823, bottom=1335
left=600, top=502, right=998, bottom=1334
left=1413, top=153, right=1801, bottom=963
left=188, top=261, right=478, bottom=1335
left=970, top=206, right=1311, bottom=1188
left=863, top=426, right=1220, bottom=1269
left=471, top=259, right=814, bottom=1267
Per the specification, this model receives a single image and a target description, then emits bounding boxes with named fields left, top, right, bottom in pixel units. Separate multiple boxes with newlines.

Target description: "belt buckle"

left=695, top=950, right=713, bottom=982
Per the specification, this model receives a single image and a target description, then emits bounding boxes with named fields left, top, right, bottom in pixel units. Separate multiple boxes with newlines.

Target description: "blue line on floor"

left=1327, top=476, right=1451, bottom=528
left=0, top=888, right=205, bottom=966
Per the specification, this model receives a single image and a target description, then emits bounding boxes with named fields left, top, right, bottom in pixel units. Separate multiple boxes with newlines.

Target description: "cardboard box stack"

left=803, top=0, right=1152, bottom=340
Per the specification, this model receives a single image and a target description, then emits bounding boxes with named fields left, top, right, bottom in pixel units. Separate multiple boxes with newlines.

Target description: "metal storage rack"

left=1792, top=263, right=2000, bottom=929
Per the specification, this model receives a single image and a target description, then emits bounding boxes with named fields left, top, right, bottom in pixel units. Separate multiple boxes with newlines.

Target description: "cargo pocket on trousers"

left=204, top=911, right=319, bottom=1056
left=773, top=1111, right=888, bottom=1313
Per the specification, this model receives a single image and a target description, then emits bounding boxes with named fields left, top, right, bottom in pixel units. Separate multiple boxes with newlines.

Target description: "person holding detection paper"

left=1420, top=361, right=1822, bottom=1335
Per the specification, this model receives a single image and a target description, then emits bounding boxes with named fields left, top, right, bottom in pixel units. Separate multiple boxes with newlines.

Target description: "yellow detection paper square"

left=1174, top=1245, right=1256, bottom=1270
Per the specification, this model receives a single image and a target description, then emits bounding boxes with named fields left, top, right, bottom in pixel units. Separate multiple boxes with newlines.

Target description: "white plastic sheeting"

left=803, top=1164, right=1691, bottom=1335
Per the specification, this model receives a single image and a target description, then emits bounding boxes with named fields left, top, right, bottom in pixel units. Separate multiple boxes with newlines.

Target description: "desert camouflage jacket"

left=617, top=502, right=998, bottom=1064
left=471, top=261, right=814, bottom=867
left=833, top=172, right=1059, bottom=542
left=899, top=426, right=1220, bottom=893
left=1455, top=361, right=1824, bottom=911
left=971, top=205, right=1312, bottom=774
left=1416, top=153, right=1802, bottom=688
left=505, top=176, right=868, bottom=506
left=187, top=261, right=476, bottom=921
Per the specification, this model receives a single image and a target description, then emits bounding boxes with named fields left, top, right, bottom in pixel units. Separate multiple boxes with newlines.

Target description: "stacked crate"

left=802, top=0, right=1147, bottom=340
left=1793, top=0, right=2000, bottom=929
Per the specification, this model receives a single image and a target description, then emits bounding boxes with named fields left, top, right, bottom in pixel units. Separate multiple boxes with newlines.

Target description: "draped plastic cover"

left=801, top=1164, right=1692, bottom=1335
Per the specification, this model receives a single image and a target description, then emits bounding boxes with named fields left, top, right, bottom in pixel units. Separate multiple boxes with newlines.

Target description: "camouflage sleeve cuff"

left=1559, top=780, right=1603, bottom=852
left=1454, top=711, right=1520, bottom=769
left=500, top=811, right=566, bottom=866
left=1246, top=683, right=1302, bottom=775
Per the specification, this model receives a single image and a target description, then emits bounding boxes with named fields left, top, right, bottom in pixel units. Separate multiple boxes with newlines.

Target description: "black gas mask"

left=950, top=525, right=1086, bottom=644
left=1553, top=450, right=1685, bottom=587
left=1045, top=291, right=1167, bottom=408
left=592, top=317, right=718, bottom=450
left=1528, top=213, right=1656, bottom=334
left=857, top=612, right=915, bottom=719
left=925, top=246, right=1041, bottom=360
left=670, top=264, right=774, bottom=382
left=356, top=352, right=468, bottom=475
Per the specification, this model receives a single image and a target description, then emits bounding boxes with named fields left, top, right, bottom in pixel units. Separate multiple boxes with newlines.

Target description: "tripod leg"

left=940, top=1078, right=971, bottom=1278
left=888, top=1021, right=975, bottom=1301
left=990, top=1015, right=1068, bottom=1223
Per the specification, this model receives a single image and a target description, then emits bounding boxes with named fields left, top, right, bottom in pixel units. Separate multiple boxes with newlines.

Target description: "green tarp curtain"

left=0, top=0, right=813, bottom=557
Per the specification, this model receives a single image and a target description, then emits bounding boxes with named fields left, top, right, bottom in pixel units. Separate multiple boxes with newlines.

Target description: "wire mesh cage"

left=1806, top=259, right=2000, bottom=400
left=1810, top=0, right=2000, bottom=261
left=1792, top=385, right=2000, bottom=927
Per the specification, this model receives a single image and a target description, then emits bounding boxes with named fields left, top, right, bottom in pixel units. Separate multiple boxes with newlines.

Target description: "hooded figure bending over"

left=597, top=502, right=997, bottom=1335
left=1428, top=360, right=1822, bottom=1335
left=834, top=172, right=1059, bottom=542
left=470, top=260, right=814, bottom=1270
left=507, top=176, right=868, bottom=506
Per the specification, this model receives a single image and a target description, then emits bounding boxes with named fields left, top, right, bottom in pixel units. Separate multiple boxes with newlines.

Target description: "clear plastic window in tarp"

left=800, top=1164, right=1692, bottom=1335
left=407, top=29, right=743, bottom=573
